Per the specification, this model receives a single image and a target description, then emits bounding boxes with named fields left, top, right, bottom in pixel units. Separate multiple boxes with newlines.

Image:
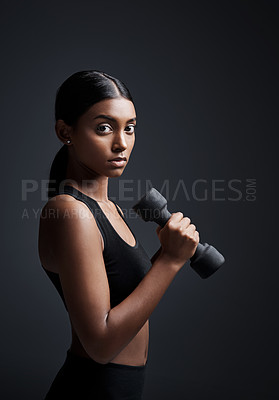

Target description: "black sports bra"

left=41, top=185, right=152, bottom=311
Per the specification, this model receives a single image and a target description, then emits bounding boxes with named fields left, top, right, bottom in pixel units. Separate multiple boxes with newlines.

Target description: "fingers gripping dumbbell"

left=132, top=187, right=225, bottom=279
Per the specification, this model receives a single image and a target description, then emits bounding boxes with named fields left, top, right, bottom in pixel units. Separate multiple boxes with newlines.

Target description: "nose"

left=112, top=130, right=128, bottom=152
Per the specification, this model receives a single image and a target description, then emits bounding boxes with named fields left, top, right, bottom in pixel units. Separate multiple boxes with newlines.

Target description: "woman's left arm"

left=150, top=246, right=162, bottom=264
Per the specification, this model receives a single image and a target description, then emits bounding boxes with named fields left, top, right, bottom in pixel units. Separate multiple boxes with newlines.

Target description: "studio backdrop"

left=1, top=1, right=278, bottom=399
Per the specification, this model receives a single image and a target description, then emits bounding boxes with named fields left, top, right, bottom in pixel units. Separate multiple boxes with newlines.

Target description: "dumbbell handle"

left=155, top=206, right=225, bottom=278
left=132, top=188, right=225, bottom=279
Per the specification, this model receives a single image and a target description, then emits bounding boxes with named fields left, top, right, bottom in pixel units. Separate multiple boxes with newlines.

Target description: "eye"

left=125, top=124, right=136, bottom=134
left=96, top=124, right=112, bottom=134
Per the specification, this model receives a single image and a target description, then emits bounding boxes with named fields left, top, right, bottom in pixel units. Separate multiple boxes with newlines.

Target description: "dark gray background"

left=1, top=0, right=278, bottom=399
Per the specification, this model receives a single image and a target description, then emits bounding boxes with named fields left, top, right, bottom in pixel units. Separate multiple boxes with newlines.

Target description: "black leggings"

left=44, top=349, right=148, bottom=400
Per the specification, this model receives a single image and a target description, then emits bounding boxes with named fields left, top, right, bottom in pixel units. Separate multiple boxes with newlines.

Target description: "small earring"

left=66, top=139, right=71, bottom=144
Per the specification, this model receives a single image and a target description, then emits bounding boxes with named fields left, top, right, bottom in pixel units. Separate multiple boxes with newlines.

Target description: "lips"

left=108, top=157, right=127, bottom=161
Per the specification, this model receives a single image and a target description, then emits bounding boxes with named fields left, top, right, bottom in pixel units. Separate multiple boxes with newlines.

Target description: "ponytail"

left=47, top=144, right=69, bottom=199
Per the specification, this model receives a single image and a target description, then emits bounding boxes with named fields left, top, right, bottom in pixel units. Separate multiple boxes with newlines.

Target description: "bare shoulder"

left=39, top=194, right=103, bottom=269
left=41, top=194, right=91, bottom=217
left=39, top=194, right=101, bottom=240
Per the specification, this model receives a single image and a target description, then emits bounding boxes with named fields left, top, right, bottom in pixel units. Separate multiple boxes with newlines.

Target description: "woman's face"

left=70, top=97, right=136, bottom=177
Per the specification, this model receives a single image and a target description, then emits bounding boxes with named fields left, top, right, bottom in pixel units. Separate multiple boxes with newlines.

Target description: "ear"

left=55, top=119, right=73, bottom=145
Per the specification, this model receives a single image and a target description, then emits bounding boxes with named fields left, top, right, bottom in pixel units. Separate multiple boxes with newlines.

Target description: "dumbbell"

left=132, top=187, right=225, bottom=279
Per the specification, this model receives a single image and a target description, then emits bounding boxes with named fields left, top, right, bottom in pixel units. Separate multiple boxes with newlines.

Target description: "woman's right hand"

left=156, top=212, right=200, bottom=269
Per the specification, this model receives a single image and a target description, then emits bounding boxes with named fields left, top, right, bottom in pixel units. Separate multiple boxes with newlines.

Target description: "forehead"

left=85, top=98, right=136, bottom=120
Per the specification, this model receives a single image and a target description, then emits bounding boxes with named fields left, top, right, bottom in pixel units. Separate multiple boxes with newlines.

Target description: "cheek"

left=75, top=133, right=108, bottom=162
left=85, top=143, right=107, bottom=163
left=129, top=136, right=135, bottom=151
left=126, top=133, right=135, bottom=145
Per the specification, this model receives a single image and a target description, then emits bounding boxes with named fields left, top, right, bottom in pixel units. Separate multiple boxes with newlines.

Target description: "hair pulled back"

left=47, top=70, right=133, bottom=198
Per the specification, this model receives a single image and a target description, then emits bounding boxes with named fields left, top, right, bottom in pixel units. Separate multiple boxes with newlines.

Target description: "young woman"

left=38, top=70, right=199, bottom=399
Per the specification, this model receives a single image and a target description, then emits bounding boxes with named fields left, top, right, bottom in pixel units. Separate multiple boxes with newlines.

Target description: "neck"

left=64, top=179, right=110, bottom=202
left=63, top=152, right=111, bottom=202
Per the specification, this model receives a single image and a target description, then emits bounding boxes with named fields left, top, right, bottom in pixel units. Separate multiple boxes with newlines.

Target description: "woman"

left=38, top=70, right=199, bottom=399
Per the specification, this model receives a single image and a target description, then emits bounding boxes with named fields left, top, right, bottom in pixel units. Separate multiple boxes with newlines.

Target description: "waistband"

left=66, top=349, right=148, bottom=371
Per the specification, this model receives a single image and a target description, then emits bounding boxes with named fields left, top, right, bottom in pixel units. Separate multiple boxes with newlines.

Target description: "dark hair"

left=47, top=70, right=134, bottom=198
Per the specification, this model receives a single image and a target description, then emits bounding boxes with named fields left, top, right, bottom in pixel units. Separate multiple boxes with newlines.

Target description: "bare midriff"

left=69, top=319, right=149, bottom=366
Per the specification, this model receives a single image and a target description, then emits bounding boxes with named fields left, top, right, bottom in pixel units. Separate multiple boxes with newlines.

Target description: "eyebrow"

left=93, top=114, right=136, bottom=123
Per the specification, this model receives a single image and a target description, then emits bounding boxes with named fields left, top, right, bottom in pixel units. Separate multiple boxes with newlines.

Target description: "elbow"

left=90, top=341, right=121, bottom=365
left=90, top=353, right=110, bottom=365
left=89, top=340, right=112, bottom=365
left=82, top=341, right=109, bottom=365
left=87, top=345, right=115, bottom=365
left=92, top=336, right=119, bottom=365
left=84, top=317, right=114, bottom=365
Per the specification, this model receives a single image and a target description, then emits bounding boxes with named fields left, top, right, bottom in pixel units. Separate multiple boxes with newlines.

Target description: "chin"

left=108, top=169, right=125, bottom=177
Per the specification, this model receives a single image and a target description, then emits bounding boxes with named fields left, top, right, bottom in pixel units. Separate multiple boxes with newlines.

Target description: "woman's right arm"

left=44, top=198, right=199, bottom=364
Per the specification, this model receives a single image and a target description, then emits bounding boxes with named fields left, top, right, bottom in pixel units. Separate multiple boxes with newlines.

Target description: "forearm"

left=100, top=254, right=180, bottom=363
left=150, top=245, right=162, bottom=264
